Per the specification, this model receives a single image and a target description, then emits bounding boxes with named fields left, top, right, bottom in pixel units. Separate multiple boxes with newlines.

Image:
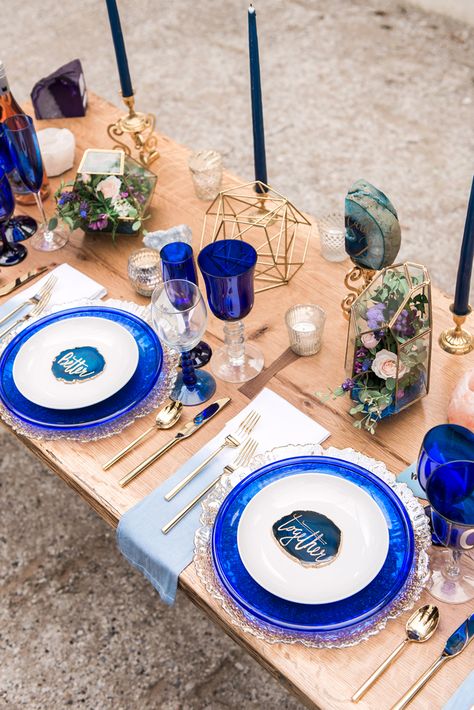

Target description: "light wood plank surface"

left=2, top=93, right=473, bottom=710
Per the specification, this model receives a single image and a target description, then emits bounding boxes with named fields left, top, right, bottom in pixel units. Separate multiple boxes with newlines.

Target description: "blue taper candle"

left=453, top=176, right=474, bottom=315
left=105, top=0, right=133, bottom=98
left=248, top=5, right=268, bottom=193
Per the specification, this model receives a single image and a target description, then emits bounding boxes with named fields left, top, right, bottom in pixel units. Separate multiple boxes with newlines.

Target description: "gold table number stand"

left=341, top=265, right=377, bottom=319
left=107, top=94, right=159, bottom=168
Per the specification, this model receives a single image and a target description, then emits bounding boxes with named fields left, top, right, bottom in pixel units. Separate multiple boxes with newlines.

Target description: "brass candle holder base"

left=341, top=265, right=377, bottom=319
left=107, top=95, right=159, bottom=168
left=439, top=305, right=473, bottom=355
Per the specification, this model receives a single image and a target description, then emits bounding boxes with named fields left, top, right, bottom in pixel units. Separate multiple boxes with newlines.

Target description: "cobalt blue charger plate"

left=0, top=306, right=162, bottom=430
left=211, top=455, right=415, bottom=634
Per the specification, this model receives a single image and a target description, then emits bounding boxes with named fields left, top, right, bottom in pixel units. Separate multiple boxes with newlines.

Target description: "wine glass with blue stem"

left=4, top=114, right=67, bottom=252
left=0, top=123, right=37, bottom=244
left=0, top=167, right=27, bottom=266
left=160, top=241, right=212, bottom=368
left=425, top=460, right=474, bottom=603
left=151, top=279, right=216, bottom=406
left=417, top=423, right=474, bottom=491
left=198, top=239, right=264, bottom=383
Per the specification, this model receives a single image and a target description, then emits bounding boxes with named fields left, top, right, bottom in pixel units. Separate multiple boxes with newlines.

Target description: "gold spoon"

left=352, top=604, right=440, bottom=703
left=102, top=400, right=183, bottom=470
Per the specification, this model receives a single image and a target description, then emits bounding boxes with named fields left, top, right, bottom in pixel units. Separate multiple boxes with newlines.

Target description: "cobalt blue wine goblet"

left=0, top=168, right=27, bottom=266
left=160, top=241, right=212, bottom=368
left=198, top=239, right=264, bottom=383
left=0, top=123, right=37, bottom=244
left=426, top=460, right=474, bottom=603
left=4, top=114, right=67, bottom=252
left=417, top=423, right=474, bottom=491
left=151, top=279, right=216, bottom=406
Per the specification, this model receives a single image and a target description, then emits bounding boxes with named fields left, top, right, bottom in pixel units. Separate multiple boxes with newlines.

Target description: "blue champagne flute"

left=4, top=114, right=67, bottom=252
left=0, top=123, right=37, bottom=244
left=417, top=423, right=474, bottom=491
left=198, top=239, right=264, bottom=383
left=160, top=241, right=212, bottom=368
left=151, top=279, right=216, bottom=406
left=426, top=460, right=474, bottom=604
left=0, top=168, right=27, bottom=266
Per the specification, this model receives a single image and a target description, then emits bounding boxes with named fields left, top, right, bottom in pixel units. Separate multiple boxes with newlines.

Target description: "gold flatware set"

left=0, top=273, right=57, bottom=340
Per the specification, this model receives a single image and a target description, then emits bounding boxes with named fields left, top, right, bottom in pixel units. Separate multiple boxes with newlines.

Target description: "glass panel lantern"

left=344, top=262, right=432, bottom=427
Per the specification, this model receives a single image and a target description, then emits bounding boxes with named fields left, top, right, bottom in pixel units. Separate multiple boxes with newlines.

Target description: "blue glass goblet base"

left=427, top=548, right=474, bottom=604
left=171, top=369, right=216, bottom=406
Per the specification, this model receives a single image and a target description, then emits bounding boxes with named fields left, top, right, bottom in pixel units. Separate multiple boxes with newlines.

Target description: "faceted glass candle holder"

left=128, top=248, right=162, bottom=297
left=189, top=150, right=223, bottom=200
left=285, top=304, right=326, bottom=356
left=318, top=213, right=347, bottom=263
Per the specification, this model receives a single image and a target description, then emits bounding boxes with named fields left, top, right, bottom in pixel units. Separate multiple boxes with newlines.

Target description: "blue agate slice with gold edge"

left=345, top=179, right=401, bottom=270
left=272, top=510, right=341, bottom=567
left=52, top=346, right=106, bottom=383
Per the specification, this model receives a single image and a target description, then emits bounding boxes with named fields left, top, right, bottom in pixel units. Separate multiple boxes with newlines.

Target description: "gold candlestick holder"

left=439, top=305, right=473, bottom=355
left=341, top=265, right=377, bottom=319
left=107, top=94, right=159, bottom=168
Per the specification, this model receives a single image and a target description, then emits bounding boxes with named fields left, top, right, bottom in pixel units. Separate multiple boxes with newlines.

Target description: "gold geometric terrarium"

left=200, top=181, right=311, bottom=293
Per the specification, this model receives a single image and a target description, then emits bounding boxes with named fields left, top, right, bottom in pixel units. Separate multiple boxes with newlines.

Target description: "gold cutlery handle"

left=162, top=474, right=221, bottom=534
left=119, top=437, right=178, bottom=487
left=164, top=443, right=227, bottom=501
left=0, top=301, right=28, bottom=328
left=391, top=656, right=447, bottom=710
left=103, top=425, right=155, bottom=470
left=352, top=639, right=408, bottom=702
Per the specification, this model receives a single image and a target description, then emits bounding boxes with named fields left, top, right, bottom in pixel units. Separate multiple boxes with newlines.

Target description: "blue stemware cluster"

left=0, top=166, right=27, bottom=266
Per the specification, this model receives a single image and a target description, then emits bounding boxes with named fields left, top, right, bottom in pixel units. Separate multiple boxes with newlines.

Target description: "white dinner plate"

left=237, top=472, right=389, bottom=605
left=12, top=316, right=139, bottom=410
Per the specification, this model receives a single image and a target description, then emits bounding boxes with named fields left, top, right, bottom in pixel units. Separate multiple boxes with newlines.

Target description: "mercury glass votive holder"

left=128, top=248, right=162, bottom=297
left=285, top=304, right=326, bottom=356
left=318, top=213, right=347, bottom=263
left=189, top=150, right=223, bottom=200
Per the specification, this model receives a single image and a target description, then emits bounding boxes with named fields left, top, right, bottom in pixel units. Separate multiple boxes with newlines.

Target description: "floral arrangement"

left=320, top=265, right=431, bottom=434
left=51, top=170, right=154, bottom=239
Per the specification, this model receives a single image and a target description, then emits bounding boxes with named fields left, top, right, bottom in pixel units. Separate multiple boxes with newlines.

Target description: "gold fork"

left=164, top=410, right=261, bottom=501
left=162, top=437, right=258, bottom=534
left=0, top=277, right=56, bottom=340
left=0, top=274, right=57, bottom=328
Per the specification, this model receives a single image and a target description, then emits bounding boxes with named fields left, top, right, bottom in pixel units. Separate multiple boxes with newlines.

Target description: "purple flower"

left=120, top=191, right=129, bottom=198
left=356, top=346, right=368, bottom=359
left=366, top=303, right=386, bottom=329
left=342, top=378, right=355, bottom=391
left=361, top=357, right=372, bottom=372
left=88, top=213, right=108, bottom=230
left=79, top=201, right=89, bottom=219
left=58, top=191, right=76, bottom=206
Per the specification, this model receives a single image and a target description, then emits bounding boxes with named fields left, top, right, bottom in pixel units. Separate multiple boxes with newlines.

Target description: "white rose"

left=361, top=332, right=380, bottom=349
left=371, top=349, right=408, bottom=380
left=96, top=175, right=122, bottom=201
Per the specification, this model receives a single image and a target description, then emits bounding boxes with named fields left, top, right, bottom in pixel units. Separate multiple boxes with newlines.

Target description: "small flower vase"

left=344, top=262, right=432, bottom=431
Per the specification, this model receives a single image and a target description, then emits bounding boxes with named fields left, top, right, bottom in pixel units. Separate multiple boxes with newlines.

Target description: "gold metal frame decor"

left=200, top=181, right=311, bottom=293
left=107, top=94, right=159, bottom=168
left=439, top=305, right=473, bottom=355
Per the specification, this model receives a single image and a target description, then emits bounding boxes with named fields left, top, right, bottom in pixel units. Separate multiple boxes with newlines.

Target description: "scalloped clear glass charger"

left=194, top=443, right=431, bottom=649
left=0, top=298, right=179, bottom=441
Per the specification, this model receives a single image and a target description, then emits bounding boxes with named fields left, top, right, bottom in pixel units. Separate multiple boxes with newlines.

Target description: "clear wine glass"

left=151, top=279, right=216, bottom=406
left=0, top=168, right=27, bottom=266
left=4, top=114, right=67, bottom=252
left=198, top=239, right=264, bottom=383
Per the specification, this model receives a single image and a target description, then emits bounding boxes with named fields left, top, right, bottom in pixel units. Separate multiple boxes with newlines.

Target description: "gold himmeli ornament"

left=107, top=94, right=159, bottom=168
left=200, top=181, right=311, bottom=293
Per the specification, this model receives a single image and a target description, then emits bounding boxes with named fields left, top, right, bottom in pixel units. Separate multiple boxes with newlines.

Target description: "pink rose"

left=371, top=349, right=408, bottom=380
left=361, top=332, right=380, bottom=349
left=96, top=175, right=121, bottom=201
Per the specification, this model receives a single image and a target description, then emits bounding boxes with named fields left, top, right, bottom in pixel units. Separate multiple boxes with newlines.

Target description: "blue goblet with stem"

left=426, top=460, right=474, bottom=603
left=0, top=168, right=27, bottom=266
left=151, top=279, right=216, bottom=406
left=4, top=114, right=67, bottom=252
left=0, top=123, right=37, bottom=244
left=198, top=239, right=264, bottom=383
left=417, top=423, right=474, bottom=491
left=160, top=241, right=212, bottom=368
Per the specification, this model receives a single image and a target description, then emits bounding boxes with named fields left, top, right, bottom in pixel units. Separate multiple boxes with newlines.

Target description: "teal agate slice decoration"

left=52, top=346, right=106, bottom=384
left=345, top=180, right=401, bottom=270
left=272, top=510, right=342, bottom=567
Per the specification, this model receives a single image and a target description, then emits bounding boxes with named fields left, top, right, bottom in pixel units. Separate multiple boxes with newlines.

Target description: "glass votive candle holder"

left=318, top=213, right=347, bottom=263
left=285, top=304, right=326, bottom=356
left=189, top=150, right=223, bottom=200
left=128, top=248, right=162, bottom=297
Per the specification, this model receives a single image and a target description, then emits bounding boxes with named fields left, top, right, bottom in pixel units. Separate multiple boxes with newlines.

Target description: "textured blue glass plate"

left=0, top=307, right=162, bottom=430
left=212, top=456, right=414, bottom=633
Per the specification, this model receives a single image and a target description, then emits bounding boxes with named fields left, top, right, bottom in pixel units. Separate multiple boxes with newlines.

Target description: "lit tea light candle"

left=285, top=305, right=326, bottom=356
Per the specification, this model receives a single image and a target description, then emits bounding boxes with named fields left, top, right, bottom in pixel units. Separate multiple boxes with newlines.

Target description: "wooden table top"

left=3, top=93, right=473, bottom=710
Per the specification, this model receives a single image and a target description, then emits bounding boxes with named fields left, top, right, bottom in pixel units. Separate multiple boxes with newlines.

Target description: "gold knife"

left=0, top=266, right=48, bottom=297
left=119, top=397, right=231, bottom=487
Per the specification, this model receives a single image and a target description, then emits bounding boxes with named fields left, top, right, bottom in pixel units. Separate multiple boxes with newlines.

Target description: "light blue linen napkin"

left=116, top=388, right=330, bottom=604
left=443, top=670, right=474, bottom=710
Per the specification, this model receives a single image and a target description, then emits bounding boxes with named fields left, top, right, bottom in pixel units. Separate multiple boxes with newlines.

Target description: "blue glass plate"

left=212, top=456, right=414, bottom=633
left=0, top=307, right=162, bottom=430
